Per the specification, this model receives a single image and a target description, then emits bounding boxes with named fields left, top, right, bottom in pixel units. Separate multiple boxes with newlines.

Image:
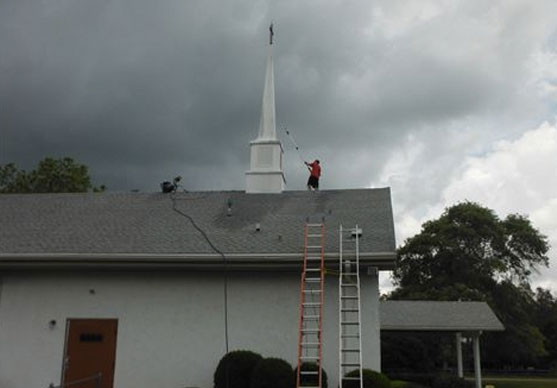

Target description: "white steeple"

left=257, top=43, right=277, bottom=140
left=246, top=24, right=285, bottom=193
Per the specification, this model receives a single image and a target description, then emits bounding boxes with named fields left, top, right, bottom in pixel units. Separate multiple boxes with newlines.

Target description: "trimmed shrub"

left=431, top=374, right=473, bottom=388
left=294, top=362, right=328, bottom=388
left=214, top=350, right=263, bottom=388
left=250, top=357, right=295, bottom=388
left=343, top=369, right=390, bottom=388
left=403, top=383, right=431, bottom=388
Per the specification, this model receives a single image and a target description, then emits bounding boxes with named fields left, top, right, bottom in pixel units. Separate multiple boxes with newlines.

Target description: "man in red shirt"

left=305, top=160, right=321, bottom=191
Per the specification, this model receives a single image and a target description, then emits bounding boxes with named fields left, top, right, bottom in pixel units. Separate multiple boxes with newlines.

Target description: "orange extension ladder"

left=296, top=223, right=326, bottom=388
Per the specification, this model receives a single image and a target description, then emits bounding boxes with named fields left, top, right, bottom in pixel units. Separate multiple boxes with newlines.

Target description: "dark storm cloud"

left=0, top=0, right=267, bottom=190
left=1, top=0, right=556, bottom=192
left=2, top=0, right=557, bottom=289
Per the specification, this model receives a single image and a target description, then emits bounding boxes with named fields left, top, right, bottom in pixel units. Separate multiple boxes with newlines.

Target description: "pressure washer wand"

left=282, top=126, right=307, bottom=166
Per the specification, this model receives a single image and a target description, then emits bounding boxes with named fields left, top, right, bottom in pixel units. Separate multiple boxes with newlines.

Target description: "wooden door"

left=62, top=319, right=118, bottom=388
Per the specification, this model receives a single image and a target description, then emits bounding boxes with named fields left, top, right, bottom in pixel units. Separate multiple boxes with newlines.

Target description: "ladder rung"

left=341, top=296, right=358, bottom=299
left=306, top=223, right=323, bottom=227
left=301, top=343, right=320, bottom=347
left=341, top=309, right=359, bottom=312
left=303, top=316, right=320, bottom=320
left=341, top=334, right=360, bottom=338
left=341, top=284, right=357, bottom=287
left=307, top=234, right=322, bottom=237
left=342, top=272, right=358, bottom=275
left=303, top=289, right=322, bottom=293
left=342, top=377, right=361, bottom=380
left=305, top=268, right=321, bottom=272
left=300, top=371, right=319, bottom=375
left=341, top=363, right=360, bottom=367
left=303, top=303, right=321, bottom=306
left=341, top=321, right=359, bottom=325
left=301, top=356, right=319, bottom=360
left=341, top=349, right=360, bottom=352
left=307, top=245, right=322, bottom=249
left=302, top=328, right=320, bottom=333
left=305, top=279, right=321, bottom=282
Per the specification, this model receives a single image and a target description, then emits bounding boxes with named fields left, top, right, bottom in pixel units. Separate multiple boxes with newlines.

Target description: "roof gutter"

left=0, top=252, right=396, bottom=271
left=380, top=325, right=504, bottom=332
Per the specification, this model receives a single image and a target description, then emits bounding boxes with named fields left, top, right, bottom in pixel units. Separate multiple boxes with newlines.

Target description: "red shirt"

left=309, top=162, right=321, bottom=178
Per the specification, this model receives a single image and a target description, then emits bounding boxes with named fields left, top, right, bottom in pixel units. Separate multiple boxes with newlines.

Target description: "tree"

left=533, top=288, right=557, bottom=369
left=0, top=157, right=106, bottom=193
left=389, top=201, right=551, bottom=369
left=393, top=202, right=549, bottom=293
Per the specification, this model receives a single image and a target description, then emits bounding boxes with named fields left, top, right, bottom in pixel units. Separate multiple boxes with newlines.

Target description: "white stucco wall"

left=0, top=268, right=380, bottom=388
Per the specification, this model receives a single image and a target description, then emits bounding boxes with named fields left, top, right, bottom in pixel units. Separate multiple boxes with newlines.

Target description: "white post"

left=456, top=332, right=463, bottom=378
left=473, top=332, right=482, bottom=388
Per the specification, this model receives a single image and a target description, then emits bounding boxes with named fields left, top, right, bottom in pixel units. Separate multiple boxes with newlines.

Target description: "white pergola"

left=380, top=301, right=505, bottom=388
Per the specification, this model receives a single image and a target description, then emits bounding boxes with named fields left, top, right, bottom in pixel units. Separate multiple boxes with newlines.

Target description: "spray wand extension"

left=282, top=126, right=307, bottom=166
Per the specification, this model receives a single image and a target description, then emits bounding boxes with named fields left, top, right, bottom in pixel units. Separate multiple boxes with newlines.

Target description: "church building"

left=0, top=27, right=500, bottom=388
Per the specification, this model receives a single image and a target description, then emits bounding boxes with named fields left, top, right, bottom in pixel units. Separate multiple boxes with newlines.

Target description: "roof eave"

left=380, top=325, right=505, bottom=332
left=0, top=251, right=396, bottom=271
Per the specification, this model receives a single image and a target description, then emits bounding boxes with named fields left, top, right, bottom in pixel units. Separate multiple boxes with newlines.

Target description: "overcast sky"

left=1, top=0, right=556, bottom=292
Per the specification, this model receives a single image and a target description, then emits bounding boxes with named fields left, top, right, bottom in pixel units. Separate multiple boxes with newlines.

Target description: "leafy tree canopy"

left=0, top=157, right=106, bottom=193
left=393, top=201, right=549, bottom=294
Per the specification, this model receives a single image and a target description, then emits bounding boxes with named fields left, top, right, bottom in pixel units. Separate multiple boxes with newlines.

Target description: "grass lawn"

left=391, top=376, right=557, bottom=388
left=475, top=376, right=557, bottom=388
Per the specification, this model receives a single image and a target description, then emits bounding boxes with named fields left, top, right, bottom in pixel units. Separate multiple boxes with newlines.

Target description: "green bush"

left=250, top=357, right=295, bottom=388
left=214, top=350, right=263, bottom=388
left=343, top=369, right=390, bottom=388
left=294, top=362, right=328, bottom=388
left=403, top=383, right=431, bottom=388
left=431, top=374, right=473, bottom=388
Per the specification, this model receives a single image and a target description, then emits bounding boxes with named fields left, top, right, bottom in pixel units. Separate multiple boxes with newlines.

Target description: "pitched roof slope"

left=0, top=188, right=395, bottom=258
left=380, top=301, right=504, bottom=332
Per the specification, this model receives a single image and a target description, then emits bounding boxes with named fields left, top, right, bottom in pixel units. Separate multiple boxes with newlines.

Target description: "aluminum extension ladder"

left=338, top=225, right=363, bottom=388
left=296, top=223, right=326, bottom=388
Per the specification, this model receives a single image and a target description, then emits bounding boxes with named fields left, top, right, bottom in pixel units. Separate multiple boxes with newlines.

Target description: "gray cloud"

left=2, top=0, right=557, bottom=290
left=2, top=0, right=555, bottom=192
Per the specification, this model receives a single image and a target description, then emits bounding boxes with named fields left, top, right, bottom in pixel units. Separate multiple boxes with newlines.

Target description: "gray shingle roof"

left=0, top=188, right=395, bottom=262
left=380, top=301, right=504, bottom=332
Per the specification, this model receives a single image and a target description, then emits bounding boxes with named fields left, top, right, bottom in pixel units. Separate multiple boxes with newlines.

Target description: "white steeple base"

left=246, top=171, right=285, bottom=193
left=246, top=139, right=285, bottom=193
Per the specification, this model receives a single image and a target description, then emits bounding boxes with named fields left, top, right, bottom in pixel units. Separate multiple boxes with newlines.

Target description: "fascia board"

left=380, top=325, right=504, bottom=332
left=0, top=251, right=396, bottom=270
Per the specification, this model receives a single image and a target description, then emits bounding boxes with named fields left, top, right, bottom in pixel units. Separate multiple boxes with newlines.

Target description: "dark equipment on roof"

left=160, top=176, right=182, bottom=193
